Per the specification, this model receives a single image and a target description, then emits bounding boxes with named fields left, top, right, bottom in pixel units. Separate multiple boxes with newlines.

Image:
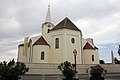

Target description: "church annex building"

left=17, top=5, right=99, bottom=64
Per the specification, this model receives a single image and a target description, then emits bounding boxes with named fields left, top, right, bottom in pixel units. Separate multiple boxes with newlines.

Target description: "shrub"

left=90, top=65, right=107, bottom=78
left=0, top=59, right=29, bottom=80
left=58, top=61, right=76, bottom=79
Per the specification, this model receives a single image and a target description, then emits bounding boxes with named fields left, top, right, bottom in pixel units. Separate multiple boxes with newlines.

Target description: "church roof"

left=51, top=17, right=80, bottom=31
left=33, top=36, right=49, bottom=46
left=83, top=42, right=98, bottom=50
left=83, top=42, right=94, bottom=49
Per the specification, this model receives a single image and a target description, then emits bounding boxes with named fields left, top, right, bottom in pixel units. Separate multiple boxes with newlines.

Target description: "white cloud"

left=75, top=11, right=120, bottom=45
left=0, top=49, right=17, bottom=62
left=1, top=17, right=20, bottom=29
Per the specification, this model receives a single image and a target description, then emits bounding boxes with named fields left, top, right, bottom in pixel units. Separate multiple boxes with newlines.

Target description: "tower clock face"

left=71, top=38, right=75, bottom=44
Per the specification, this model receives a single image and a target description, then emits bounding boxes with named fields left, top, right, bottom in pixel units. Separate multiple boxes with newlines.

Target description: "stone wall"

left=25, top=63, right=120, bottom=75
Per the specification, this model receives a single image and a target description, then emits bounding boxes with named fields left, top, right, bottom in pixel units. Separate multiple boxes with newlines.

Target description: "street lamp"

left=73, top=49, right=77, bottom=74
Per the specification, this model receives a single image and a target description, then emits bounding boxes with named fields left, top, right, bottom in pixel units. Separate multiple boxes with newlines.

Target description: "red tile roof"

left=83, top=42, right=94, bottom=49
left=83, top=42, right=98, bottom=50
left=51, top=17, right=80, bottom=31
left=33, top=36, right=49, bottom=46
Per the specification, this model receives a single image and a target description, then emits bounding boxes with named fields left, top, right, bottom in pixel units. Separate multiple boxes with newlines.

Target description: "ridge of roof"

left=51, top=17, right=80, bottom=31
left=33, top=36, right=49, bottom=46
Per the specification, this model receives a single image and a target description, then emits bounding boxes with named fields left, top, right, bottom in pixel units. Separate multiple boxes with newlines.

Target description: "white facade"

left=17, top=5, right=99, bottom=64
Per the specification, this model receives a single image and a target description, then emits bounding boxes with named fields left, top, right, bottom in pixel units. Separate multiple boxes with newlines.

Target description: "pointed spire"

left=45, top=4, right=51, bottom=22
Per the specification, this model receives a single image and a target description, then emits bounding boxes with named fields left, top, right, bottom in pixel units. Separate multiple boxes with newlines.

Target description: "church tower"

left=42, top=4, right=54, bottom=35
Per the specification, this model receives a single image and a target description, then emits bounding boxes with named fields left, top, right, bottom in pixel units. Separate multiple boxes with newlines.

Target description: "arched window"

left=92, top=55, right=94, bottom=61
left=55, top=38, right=59, bottom=49
left=41, top=51, right=45, bottom=60
left=47, top=29, right=50, bottom=33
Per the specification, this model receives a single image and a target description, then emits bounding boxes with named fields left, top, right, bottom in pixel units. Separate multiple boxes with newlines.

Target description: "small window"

left=71, top=38, right=75, bottom=44
left=55, top=38, right=59, bottom=49
left=41, top=51, right=45, bottom=60
left=48, top=29, right=50, bottom=33
left=92, top=55, right=94, bottom=61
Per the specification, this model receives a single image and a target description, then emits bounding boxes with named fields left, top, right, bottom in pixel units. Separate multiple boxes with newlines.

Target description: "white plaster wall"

left=50, top=29, right=64, bottom=63
left=32, top=45, right=50, bottom=63
left=18, top=46, right=27, bottom=62
left=50, top=29, right=82, bottom=64
left=83, top=49, right=99, bottom=64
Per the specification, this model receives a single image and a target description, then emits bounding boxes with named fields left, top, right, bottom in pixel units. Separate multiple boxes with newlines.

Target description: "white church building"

left=18, top=5, right=99, bottom=64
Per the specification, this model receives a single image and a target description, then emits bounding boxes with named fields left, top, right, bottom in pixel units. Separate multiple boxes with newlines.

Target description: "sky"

left=0, top=0, right=120, bottom=63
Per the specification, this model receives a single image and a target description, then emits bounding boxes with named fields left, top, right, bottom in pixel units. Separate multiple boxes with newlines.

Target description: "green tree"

left=90, top=65, right=107, bottom=78
left=58, top=61, right=76, bottom=80
left=99, top=60, right=105, bottom=64
left=114, top=57, right=120, bottom=64
left=0, top=59, right=29, bottom=80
